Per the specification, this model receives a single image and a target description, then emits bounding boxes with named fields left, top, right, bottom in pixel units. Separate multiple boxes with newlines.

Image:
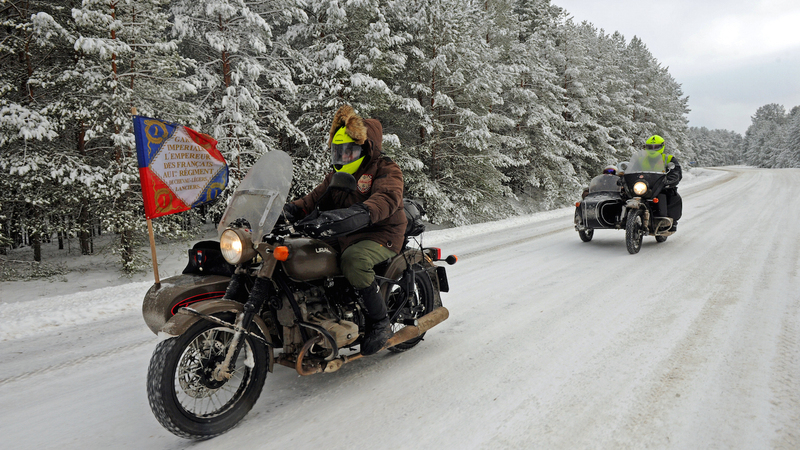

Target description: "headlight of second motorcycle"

left=633, top=181, right=648, bottom=196
left=219, top=228, right=256, bottom=265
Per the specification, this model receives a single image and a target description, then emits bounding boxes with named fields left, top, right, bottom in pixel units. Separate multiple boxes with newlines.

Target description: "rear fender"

left=378, top=249, right=443, bottom=307
left=160, top=299, right=275, bottom=373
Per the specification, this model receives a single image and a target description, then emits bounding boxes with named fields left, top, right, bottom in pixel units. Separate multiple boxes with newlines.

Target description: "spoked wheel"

left=625, top=209, right=645, bottom=254
left=655, top=235, right=668, bottom=243
left=147, top=314, right=268, bottom=440
left=384, top=263, right=435, bottom=353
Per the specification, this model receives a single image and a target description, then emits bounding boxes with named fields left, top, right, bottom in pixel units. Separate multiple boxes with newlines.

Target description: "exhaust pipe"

left=382, top=306, right=449, bottom=349
left=291, top=307, right=450, bottom=375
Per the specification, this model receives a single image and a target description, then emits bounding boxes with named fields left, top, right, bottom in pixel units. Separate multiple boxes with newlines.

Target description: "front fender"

left=625, top=198, right=642, bottom=209
left=160, top=299, right=275, bottom=372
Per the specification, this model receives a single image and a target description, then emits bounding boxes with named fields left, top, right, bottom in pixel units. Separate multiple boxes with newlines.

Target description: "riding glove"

left=298, top=203, right=371, bottom=238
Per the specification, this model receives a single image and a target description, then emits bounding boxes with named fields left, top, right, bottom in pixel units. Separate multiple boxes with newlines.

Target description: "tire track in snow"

left=0, top=338, right=153, bottom=386
left=770, top=297, right=800, bottom=450
left=616, top=168, right=800, bottom=448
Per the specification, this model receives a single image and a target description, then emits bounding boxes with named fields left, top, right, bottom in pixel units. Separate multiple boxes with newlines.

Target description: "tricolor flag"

left=133, top=116, right=228, bottom=219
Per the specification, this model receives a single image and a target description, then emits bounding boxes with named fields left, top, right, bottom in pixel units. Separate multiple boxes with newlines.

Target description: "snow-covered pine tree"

left=60, top=0, right=199, bottom=270
left=0, top=1, right=64, bottom=259
left=382, top=0, right=521, bottom=224
left=620, top=36, right=690, bottom=158
left=555, top=19, right=604, bottom=168
left=495, top=0, right=586, bottom=210
left=688, top=127, right=744, bottom=167
left=171, top=0, right=307, bottom=188
left=743, top=103, right=786, bottom=168
left=778, top=105, right=800, bottom=167
left=284, top=0, right=411, bottom=199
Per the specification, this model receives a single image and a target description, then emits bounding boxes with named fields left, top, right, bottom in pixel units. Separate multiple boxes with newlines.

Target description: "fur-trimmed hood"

left=328, top=105, right=382, bottom=154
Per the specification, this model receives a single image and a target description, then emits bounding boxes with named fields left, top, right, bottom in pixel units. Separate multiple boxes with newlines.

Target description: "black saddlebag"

left=183, top=240, right=235, bottom=276
left=404, top=198, right=426, bottom=237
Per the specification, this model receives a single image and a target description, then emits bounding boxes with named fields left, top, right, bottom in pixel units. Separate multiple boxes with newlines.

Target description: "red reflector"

left=653, top=197, right=659, bottom=203
left=429, top=247, right=442, bottom=260
left=575, top=202, right=580, bottom=207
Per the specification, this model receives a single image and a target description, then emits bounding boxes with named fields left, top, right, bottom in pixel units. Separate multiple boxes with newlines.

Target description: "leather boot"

left=357, top=281, right=393, bottom=355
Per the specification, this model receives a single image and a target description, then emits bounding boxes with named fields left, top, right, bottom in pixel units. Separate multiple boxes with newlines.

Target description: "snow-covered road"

left=1, top=167, right=799, bottom=449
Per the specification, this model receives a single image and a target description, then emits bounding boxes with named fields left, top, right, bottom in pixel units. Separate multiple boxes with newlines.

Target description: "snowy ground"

left=1, top=166, right=799, bottom=449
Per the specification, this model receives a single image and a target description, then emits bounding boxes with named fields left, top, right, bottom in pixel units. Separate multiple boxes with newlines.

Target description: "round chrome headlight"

left=633, top=181, right=648, bottom=196
left=220, top=228, right=255, bottom=265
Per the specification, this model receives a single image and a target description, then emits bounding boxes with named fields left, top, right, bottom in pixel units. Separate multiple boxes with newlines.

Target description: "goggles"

left=603, top=168, right=616, bottom=174
left=645, top=143, right=664, bottom=151
left=331, top=141, right=363, bottom=166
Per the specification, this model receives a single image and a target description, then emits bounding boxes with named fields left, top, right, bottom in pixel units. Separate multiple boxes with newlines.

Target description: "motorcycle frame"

left=157, top=238, right=448, bottom=378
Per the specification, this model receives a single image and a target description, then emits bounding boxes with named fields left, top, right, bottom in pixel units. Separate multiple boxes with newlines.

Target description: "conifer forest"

left=2, top=0, right=798, bottom=271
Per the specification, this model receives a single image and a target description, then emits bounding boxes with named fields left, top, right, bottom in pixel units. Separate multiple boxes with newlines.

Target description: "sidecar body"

left=575, top=174, right=626, bottom=232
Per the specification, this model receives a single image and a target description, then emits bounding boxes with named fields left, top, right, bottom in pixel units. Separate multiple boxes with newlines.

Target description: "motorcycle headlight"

left=633, top=181, right=648, bottom=196
left=220, top=228, right=256, bottom=265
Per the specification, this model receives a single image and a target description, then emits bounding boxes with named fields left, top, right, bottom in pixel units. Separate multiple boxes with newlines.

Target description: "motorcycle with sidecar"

left=142, top=150, right=456, bottom=439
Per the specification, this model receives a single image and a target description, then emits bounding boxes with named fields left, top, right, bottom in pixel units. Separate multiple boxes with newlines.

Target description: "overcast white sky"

left=553, top=0, right=800, bottom=134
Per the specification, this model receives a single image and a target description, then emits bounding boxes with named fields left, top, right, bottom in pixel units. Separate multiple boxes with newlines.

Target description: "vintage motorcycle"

left=142, top=150, right=456, bottom=439
left=575, top=150, right=675, bottom=254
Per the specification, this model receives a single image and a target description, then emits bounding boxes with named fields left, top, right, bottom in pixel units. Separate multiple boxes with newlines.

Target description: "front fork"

left=212, top=272, right=272, bottom=381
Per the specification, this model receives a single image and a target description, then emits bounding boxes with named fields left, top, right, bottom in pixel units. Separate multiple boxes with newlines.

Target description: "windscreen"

left=588, top=174, right=622, bottom=193
left=217, top=150, right=293, bottom=240
left=627, top=150, right=666, bottom=173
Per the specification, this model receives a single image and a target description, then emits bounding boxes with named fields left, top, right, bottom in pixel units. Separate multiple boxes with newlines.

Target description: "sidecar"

left=574, top=174, right=626, bottom=242
left=142, top=240, right=239, bottom=334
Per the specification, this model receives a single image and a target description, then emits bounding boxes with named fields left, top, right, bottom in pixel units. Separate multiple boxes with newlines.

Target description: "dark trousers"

left=666, top=190, right=682, bottom=222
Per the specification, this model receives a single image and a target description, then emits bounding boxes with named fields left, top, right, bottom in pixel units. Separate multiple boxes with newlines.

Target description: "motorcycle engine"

left=272, top=283, right=361, bottom=354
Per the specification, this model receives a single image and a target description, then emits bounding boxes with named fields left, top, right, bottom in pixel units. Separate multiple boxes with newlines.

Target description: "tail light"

left=425, top=247, right=457, bottom=265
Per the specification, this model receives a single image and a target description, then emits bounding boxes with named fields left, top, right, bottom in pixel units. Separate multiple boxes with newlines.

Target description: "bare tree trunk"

left=32, top=230, right=41, bottom=262
left=77, top=123, right=91, bottom=255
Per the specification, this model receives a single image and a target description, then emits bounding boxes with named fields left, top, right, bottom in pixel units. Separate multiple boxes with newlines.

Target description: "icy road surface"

left=1, top=167, right=798, bottom=449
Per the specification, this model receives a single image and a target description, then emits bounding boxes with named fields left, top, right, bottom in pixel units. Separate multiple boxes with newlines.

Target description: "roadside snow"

left=0, top=282, right=151, bottom=341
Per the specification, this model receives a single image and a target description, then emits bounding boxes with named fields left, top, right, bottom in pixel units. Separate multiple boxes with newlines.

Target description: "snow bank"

left=0, top=282, right=150, bottom=341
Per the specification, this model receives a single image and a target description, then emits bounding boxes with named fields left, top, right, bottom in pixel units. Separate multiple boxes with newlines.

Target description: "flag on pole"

left=133, top=116, right=228, bottom=219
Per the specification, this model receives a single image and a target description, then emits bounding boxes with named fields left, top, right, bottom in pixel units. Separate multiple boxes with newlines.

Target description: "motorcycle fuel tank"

left=281, top=237, right=341, bottom=281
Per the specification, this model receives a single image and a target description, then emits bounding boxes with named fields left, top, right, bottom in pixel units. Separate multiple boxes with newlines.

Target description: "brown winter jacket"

left=292, top=105, right=407, bottom=253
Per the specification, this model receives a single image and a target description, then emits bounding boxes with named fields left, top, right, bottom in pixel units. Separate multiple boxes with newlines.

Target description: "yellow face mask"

left=334, top=156, right=365, bottom=174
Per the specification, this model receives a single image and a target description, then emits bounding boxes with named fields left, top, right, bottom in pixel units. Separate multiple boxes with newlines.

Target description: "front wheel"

left=625, top=209, right=645, bottom=254
left=385, top=264, right=435, bottom=353
left=579, top=229, right=594, bottom=242
left=147, top=314, right=268, bottom=440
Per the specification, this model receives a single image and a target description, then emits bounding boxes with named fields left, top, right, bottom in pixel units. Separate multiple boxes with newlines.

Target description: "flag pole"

left=132, top=106, right=160, bottom=286
left=147, top=217, right=160, bottom=286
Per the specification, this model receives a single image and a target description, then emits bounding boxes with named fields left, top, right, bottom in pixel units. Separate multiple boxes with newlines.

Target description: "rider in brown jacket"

left=284, top=105, right=407, bottom=355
